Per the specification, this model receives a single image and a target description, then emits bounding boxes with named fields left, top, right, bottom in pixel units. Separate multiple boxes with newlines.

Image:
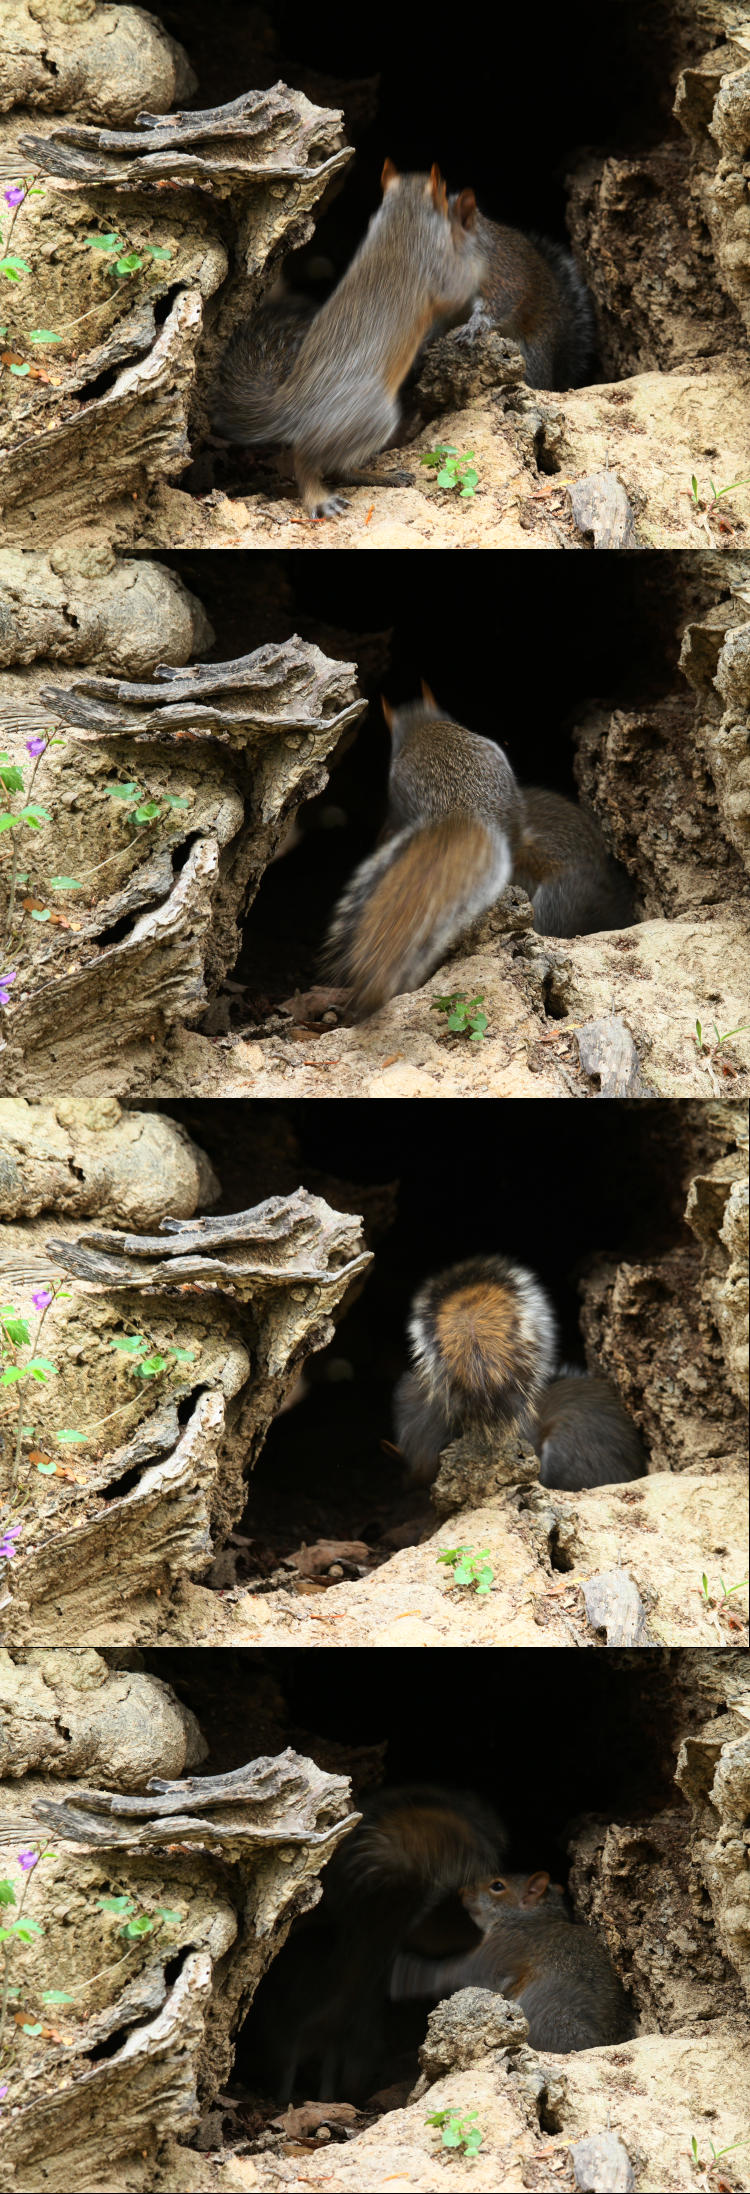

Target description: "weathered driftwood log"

left=0, top=630, right=364, bottom=1091
left=18, top=87, right=351, bottom=192
left=1, top=1189, right=371, bottom=1642
left=1, top=72, right=350, bottom=537
left=578, top=1100, right=748, bottom=1473
left=0, top=1714, right=358, bottom=2194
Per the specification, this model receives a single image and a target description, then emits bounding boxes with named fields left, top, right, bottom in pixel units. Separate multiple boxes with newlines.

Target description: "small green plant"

left=0, top=1283, right=67, bottom=1498
left=437, top=1545, right=494, bottom=1596
left=432, top=992, right=488, bottom=1042
left=96, top=1895, right=184, bottom=1940
left=109, top=1333, right=195, bottom=1381
left=0, top=735, right=60, bottom=944
left=0, top=175, right=44, bottom=291
left=0, top=1847, right=52, bottom=2056
left=691, top=2130, right=749, bottom=2170
left=84, top=233, right=172, bottom=279
left=421, top=445, right=479, bottom=498
left=691, top=473, right=750, bottom=509
left=694, top=1019, right=750, bottom=1054
left=701, top=1572, right=748, bottom=1606
left=426, top=2109, right=484, bottom=2158
left=105, top=781, right=190, bottom=827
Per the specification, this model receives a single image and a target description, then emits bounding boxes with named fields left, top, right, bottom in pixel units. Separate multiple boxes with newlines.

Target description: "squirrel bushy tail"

left=325, top=812, right=511, bottom=1020
left=394, top=1254, right=558, bottom=1486
left=254, top=1784, right=506, bottom=2102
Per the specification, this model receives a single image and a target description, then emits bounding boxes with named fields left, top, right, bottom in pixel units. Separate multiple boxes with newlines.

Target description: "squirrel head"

left=380, top=682, right=441, bottom=740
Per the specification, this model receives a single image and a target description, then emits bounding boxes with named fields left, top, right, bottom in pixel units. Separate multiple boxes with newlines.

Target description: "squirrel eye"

left=487, top=1880, right=505, bottom=1894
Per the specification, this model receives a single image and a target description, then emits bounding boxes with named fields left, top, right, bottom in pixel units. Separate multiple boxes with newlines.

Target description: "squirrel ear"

left=430, top=164, right=449, bottom=214
left=381, top=158, right=399, bottom=192
left=420, top=678, right=437, bottom=709
left=454, top=187, right=477, bottom=230
left=381, top=694, right=395, bottom=733
left=523, top=1873, right=551, bottom=1906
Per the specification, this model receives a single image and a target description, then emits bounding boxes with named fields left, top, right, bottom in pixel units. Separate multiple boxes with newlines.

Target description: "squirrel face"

left=461, top=1871, right=565, bottom=1930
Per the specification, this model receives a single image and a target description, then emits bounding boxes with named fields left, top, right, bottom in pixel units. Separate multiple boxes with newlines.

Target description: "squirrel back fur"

left=535, top=1368, right=646, bottom=1489
left=517, top=787, right=636, bottom=936
left=393, top=1268, right=647, bottom=1493
left=212, top=163, right=486, bottom=516
left=474, top=217, right=595, bottom=389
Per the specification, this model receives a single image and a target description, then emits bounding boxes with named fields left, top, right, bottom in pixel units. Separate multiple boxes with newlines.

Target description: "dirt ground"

left=126, top=359, right=750, bottom=553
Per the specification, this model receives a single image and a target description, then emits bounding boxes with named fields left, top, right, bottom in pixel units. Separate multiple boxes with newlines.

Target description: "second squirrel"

left=391, top=1869, right=634, bottom=2052
left=325, top=690, right=635, bottom=1018
left=393, top=1257, right=647, bottom=1493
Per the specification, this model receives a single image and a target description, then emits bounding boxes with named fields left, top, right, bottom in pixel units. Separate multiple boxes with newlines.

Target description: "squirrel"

left=392, top=1260, right=646, bottom=1493
left=534, top=1366, right=646, bottom=1489
left=514, top=787, right=635, bottom=937
left=253, top=1784, right=507, bottom=2102
left=324, top=689, right=635, bottom=1019
left=211, top=161, right=487, bottom=519
left=391, top=1869, right=634, bottom=2053
left=448, top=214, right=595, bottom=390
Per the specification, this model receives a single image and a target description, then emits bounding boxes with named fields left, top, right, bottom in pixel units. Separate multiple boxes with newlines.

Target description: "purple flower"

left=32, top=1288, right=53, bottom=1310
left=0, top=970, right=16, bottom=1006
left=0, top=2083, right=8, bottom=2100
left=0, top=1523, right=21, bottom=1558
left=4, top=187, right=25, bottom=208
left=25, top=737, right=46, bottom=758
left=17, top=1851, right=38, bottom=1871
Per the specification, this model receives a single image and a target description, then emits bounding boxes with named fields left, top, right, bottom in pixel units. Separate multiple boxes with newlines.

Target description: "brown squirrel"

left=324, top=690, right=635, bottom=1018
left=253, top=1784, right=507, bottom=2102
left=393, top=1259, right=646, bottom=1493
left=391, top=1869, right=634, bottom=2053
left=448, top=214, right=595, bottom=389
left=211, top=162, right=487, bottom=519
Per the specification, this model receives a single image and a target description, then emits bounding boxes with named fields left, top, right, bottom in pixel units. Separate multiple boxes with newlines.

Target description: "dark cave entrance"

left=148, top=1098, right=698, bottom=1589
left=137, top=0, right=727, bottom=489
left=145, top=1649, right=686, bottom=2110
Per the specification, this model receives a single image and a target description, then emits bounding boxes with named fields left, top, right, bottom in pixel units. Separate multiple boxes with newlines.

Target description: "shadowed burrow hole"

left=149, top=550, right=681, bottom=1020
left=143, top=1649, right=693, bottom=2118
left=152, top=1097, right=693, bottom=1590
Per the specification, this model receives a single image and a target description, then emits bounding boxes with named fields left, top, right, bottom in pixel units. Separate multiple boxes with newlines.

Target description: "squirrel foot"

left=309, top=492, right=350, bottom=519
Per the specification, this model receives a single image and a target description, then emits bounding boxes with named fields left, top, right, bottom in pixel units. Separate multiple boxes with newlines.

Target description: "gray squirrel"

left=391, top=1869, right=634, bottom=2052
left=212, top=162, right=487, bottom=518
left=393, top=1254, right=646, bottom=1493
left=325, top=688, right=635, bottom=1019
